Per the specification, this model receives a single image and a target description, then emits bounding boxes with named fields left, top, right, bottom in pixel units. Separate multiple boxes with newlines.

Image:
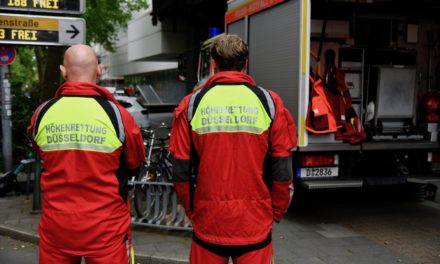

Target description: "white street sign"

left=0, top=13, right=85, bottom=46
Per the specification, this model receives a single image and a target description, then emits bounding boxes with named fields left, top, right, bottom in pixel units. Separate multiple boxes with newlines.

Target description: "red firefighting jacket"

left=306, top=76, right=338, bottom=134
left=27, top=82, right=145, bottom=256
left=170, top=71, right=297, bottom=246
left=323, top=66, right=366, bottom=144
left=307, top=66, right=366, bottom=144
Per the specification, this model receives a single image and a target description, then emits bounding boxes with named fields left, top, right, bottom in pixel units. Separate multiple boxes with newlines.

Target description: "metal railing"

left=129, top=124, right=192, bottom=231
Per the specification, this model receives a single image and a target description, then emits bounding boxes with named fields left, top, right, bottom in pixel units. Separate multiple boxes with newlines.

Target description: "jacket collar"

left=55, top=82, right=118, bottom=104
left=204, top=71, right=257, bottom=87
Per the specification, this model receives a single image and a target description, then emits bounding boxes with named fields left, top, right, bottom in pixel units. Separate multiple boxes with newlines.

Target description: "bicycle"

left=0, top=135, right=38, bottom=198
left=130, top=124, right=191, bottom=230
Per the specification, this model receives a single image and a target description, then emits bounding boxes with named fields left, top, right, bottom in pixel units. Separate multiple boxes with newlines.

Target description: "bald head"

left=60, top=44, right=102, bottom=83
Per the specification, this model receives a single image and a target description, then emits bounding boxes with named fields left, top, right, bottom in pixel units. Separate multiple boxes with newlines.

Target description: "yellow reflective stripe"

left=187, top=89, right=202, bottom=122
left=258, top=86, right=275, bottom=119
left=130, top=245, right=135, bottom=264
left=299, top=115, right=306, bottom=146
left=195, top=125, right=265, bottom=134
left=190, top=85, right=272, bottom=135
left=301, top=0, right=309, bottom=73
left=41, top=143, right=117, bottom=152
left=108, top=100, right=125, bottom=142
left=35, top=97, right=122, bottom=153
left=32, top=99, right=51, bottom=139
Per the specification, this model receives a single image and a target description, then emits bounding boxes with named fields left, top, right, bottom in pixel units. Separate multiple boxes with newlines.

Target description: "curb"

left=0, top=224, right=39, bottom=245
left=135, top=253, right=189, bottom=264
left=0, top=224, right=189, bottom=264
left=422, top=199, right=440, bottom=211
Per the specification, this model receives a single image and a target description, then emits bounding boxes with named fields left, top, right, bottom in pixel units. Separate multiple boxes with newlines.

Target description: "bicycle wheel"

left=161, top=151, right=173, bottom=182
left=133, top=165, right=158, bottom=219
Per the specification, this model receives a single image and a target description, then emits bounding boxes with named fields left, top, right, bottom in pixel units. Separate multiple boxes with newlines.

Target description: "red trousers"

left=190, top=239, right=274, bottom=264
left=39, top=238, right=130, bottom=264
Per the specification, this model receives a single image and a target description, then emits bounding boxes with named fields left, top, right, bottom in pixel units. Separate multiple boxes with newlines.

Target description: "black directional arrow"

left=66, top=25, right=79, bottom=39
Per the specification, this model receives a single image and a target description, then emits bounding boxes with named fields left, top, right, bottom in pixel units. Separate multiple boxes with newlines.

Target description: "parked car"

left=106, top=85, right=175, bottom=130
left=114, top=95, right=151, bottom=129
left=135, top=84, right=175, bottom=129
left=114, top=94, right=175, bottom=129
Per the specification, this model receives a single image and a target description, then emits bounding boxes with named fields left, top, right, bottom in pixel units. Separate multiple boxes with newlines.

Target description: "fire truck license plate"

left=300, top=167, right=338, bottom=178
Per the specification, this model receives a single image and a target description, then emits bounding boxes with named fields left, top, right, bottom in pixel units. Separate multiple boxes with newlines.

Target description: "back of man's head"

left=210, top=34, right=248, bottom=72
left=60, top=44, right=101, bottom=83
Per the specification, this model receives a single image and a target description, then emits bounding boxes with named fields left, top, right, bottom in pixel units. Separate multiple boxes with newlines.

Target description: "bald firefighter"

left=28, top=44, right=145, bottom=263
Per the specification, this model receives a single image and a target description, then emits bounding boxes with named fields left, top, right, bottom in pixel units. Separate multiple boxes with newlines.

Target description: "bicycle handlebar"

left=141, top=123, right=171, bottom=141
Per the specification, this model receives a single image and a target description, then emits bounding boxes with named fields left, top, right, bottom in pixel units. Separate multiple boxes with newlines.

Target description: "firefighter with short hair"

left=170, top=34, right=297, bottom=264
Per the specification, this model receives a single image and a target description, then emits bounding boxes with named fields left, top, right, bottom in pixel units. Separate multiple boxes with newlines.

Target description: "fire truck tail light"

left=299, top=154, right=339, bottom=167
left=431, top=151, right=440, bottom=162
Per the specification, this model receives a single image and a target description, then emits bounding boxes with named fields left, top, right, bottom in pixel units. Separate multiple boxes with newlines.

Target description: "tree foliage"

left=9, top=47, right=39, bottom=163
left=8, top=0, right=149, bottom=163
left=10, top=47, right=37, bottom=90
left=85, top=0, right=149, bottom=51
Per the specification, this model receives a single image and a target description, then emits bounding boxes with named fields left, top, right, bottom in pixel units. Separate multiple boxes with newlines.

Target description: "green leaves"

left=84, top=0, right=149, bottom=51
left=10, top=47, right=37, bottom=91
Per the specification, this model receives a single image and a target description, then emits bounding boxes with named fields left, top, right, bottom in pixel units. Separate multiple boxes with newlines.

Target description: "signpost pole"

left=0, top=65, right=13, bottom=171
left=32, top=153, right=41, bottom=213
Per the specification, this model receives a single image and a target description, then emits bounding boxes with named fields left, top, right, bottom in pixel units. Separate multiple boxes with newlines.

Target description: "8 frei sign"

left=0, top=13, right=85, bottom=46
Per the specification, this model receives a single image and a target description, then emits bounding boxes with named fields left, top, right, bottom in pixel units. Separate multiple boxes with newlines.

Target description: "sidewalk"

left=0, top=194, right=416, bottom=264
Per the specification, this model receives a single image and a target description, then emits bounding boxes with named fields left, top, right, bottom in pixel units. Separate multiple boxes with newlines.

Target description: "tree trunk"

left=34, top=46, right=45, bottom=98
left=40, top=46, right=65, bottom=102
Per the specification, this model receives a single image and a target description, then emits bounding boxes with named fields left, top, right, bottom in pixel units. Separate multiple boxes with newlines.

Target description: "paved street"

left=292, top=184, right=440, bottom=264
left=0, top=235, right=38, bottom=264
left=0, top=183, right=439, bottom=264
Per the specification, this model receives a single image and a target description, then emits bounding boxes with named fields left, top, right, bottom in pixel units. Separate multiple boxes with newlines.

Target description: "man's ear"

left=242, top=59, right=249, bottom=73
left=211, top=58, right=220, bottom=74
left=59, top=65, right=67, bottom=80
left=97, top=63, right=103, bottom=80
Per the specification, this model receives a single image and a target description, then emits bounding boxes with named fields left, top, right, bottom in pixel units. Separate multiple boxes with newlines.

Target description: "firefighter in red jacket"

left=27, top=44, right=145, bottom=263
left=170, top=34, right=297, bottom=264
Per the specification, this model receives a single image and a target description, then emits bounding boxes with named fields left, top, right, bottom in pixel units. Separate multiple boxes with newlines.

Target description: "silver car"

left=115, top=95, right=151, bottom=129
left=109, top=85, right=175, bottom=129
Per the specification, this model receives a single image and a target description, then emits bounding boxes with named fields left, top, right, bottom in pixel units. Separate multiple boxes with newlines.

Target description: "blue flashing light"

left=208, top=27, right=221, bottom=38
